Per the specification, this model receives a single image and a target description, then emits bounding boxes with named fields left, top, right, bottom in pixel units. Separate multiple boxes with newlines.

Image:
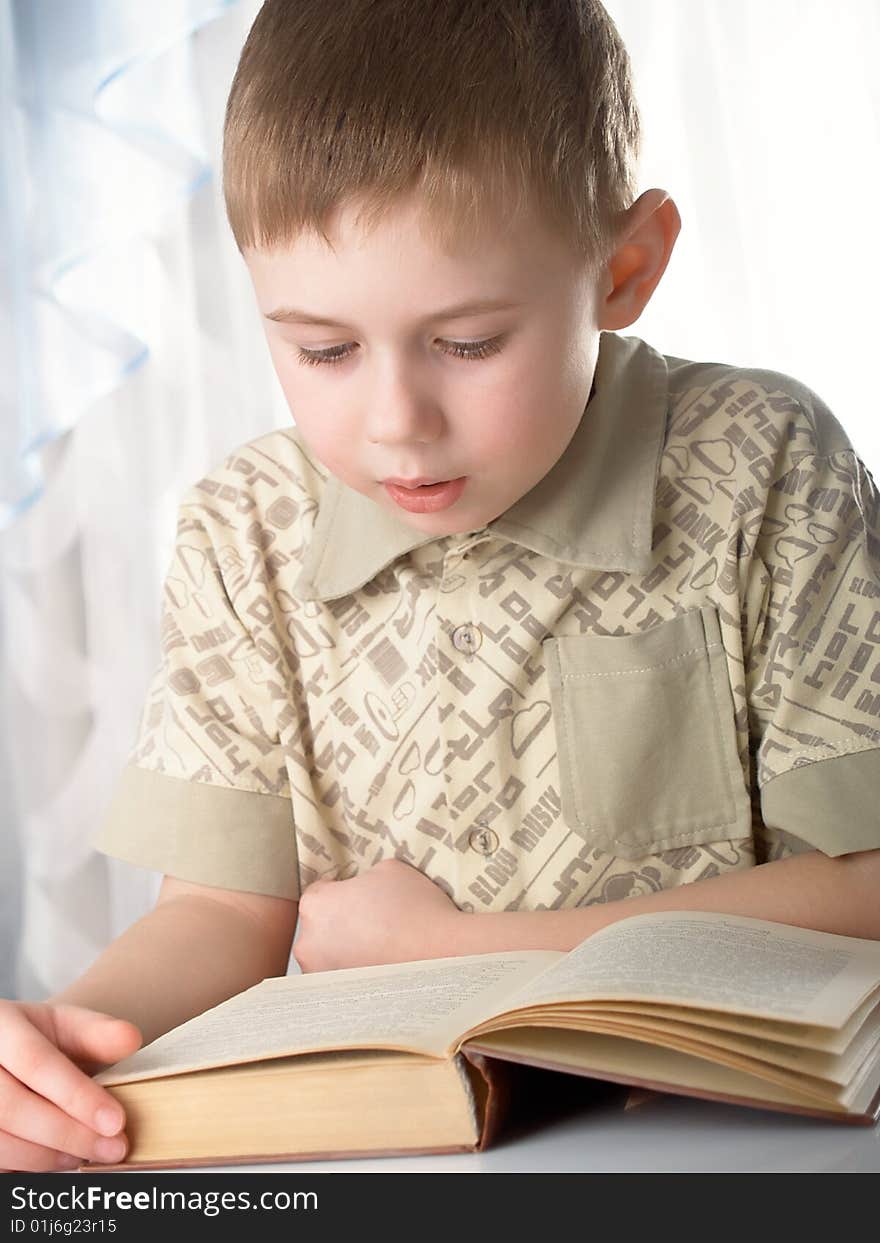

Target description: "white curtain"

left=1, top=0, right=878, bottom=1001
left=0, top=0, right=283, bottom=1000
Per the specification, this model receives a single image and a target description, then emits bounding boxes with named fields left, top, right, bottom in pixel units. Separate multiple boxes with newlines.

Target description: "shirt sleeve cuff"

left=759, top=747, right=880, bottom=858
left=91, top=764, right=299, bottom=899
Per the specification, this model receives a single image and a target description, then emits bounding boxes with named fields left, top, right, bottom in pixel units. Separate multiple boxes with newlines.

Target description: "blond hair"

left=223, top=0, right=641, bottom=272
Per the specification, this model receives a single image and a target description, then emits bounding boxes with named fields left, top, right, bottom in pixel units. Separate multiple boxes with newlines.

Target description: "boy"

left=2, top=0, right=879, bottom=1172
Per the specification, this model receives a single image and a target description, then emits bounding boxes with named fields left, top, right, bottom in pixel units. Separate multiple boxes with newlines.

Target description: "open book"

left=82, top=911, right=880, bottom=1170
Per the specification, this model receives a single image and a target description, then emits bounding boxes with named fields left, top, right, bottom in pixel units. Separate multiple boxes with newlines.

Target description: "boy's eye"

left=294, top=336, right=506, bottom=367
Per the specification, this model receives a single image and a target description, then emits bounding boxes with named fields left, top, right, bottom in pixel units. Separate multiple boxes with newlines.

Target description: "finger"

left=0, top=1071, right=129, bottom=1170
left=35, top=1003, right=142, bottom=1071
left=0, top=1126, right=83, bottom=1173
left=0, top=1004, right=137, bottom=1136
left=291, top=939, right=319, bottom=974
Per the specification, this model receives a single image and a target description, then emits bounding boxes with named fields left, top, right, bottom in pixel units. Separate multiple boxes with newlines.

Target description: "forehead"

left=244, top=191, right=587, bottom=309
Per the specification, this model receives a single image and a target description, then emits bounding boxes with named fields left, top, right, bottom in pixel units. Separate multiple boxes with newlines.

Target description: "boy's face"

left=245, top=191, right=603, bottom=536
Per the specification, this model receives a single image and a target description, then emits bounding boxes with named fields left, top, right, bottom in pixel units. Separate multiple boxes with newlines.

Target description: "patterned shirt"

left=93, top=330, right=880, bottom=909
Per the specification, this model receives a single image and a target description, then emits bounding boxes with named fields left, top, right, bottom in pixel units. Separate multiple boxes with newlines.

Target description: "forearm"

left=47, top=896, right=290, bottom=1048
left=448, top=848, right=880, bottom=956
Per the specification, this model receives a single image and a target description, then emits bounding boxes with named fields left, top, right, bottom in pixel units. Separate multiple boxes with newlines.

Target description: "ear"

left=596, top=189, right=682, bottom=332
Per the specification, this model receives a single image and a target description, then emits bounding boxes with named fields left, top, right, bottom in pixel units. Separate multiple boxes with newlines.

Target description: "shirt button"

left=452, top=623, right=482, bottom=655
left=468, top=827, right=499, bottom=856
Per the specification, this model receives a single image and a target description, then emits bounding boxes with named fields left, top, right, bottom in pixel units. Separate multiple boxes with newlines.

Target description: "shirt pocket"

left=543, top=604, right=751, bottom=859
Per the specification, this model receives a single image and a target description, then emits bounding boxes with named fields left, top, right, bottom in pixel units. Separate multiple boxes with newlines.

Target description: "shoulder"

left=660, top=348, right=856, bottom=487
left=176, top=425, right=329, bottom=543
left=167, top=426, right=330, bottom=615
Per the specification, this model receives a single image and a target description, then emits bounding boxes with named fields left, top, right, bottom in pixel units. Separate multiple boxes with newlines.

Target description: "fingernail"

left=95, top=1107, right=123, bottom=1136
left=94, top=1136, right=126, bottom=1163
left=57, top=1155, right=80, bottom=1170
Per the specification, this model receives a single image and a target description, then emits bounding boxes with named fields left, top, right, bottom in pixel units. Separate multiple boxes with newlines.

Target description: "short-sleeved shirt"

left=92, top=330, right=880, bottom=908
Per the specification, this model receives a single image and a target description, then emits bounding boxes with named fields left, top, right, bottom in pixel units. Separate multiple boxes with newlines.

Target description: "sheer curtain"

left=0, top=0, right=282, bottom=1000
left=1, top=0, right=878, bottom=1001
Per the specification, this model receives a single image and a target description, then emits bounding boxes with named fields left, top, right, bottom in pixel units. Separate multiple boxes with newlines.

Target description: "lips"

left=383, top=477, right=449, bottom=488
left=384, top=476, right=467, bottom=512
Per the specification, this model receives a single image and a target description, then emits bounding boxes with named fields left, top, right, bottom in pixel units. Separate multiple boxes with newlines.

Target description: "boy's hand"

left=0, top=1000, right=142, bottom=1172
left=294, top=858, right=464, bottom=972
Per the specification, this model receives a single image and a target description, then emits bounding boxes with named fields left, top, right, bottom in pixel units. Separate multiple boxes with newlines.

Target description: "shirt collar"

left=293, top=330, right=669, bottom=602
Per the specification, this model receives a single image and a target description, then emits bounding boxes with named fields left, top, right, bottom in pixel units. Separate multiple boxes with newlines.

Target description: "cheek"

left=482, top=348, right=571, bottom=440
left=295, top=417, right=354, bottom=475
left=268, top=354, right=358, bottom=468
left=293, top=411, right=366, bottom=489
left=267, top=349, right=309, bottom=425
left=469, top=377, right=563, bottom=462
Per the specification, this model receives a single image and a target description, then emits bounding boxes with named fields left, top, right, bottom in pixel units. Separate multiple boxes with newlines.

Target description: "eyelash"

left=295, top=336, right=506, bottom=367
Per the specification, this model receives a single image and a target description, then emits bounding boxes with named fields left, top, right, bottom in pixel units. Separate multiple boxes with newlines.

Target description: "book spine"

left=458, top=1048, right=515, bottom=1151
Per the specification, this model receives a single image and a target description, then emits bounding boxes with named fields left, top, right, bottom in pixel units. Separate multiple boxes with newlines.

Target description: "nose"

left=364, top=355, right=444, bottom=446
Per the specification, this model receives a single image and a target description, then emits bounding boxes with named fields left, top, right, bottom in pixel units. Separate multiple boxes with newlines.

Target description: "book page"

left=465, top=1028, right=851, bottom=1114
left=471, top=912, right=880, bottom=1031
left=569, top=986, right=880, bottom=1053
left=95, top=950, right=559, bottom=1086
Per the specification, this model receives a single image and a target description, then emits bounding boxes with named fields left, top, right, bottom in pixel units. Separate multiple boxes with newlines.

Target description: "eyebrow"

left=263, top=297, right=525, bottom=328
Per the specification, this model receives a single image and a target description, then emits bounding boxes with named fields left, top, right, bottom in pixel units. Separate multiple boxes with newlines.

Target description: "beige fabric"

left=761, top=750, right=880, bottom=857
left=92, top=767, right=297, bottom=899
left=93, top=330, right=880, bottom=904
left=544, top=604, right=750, bottom=857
